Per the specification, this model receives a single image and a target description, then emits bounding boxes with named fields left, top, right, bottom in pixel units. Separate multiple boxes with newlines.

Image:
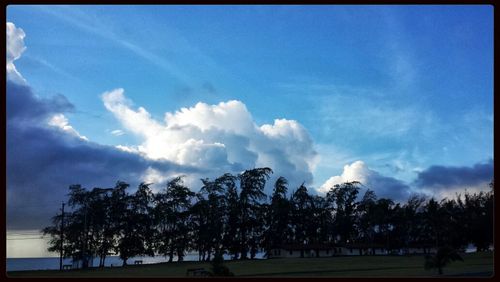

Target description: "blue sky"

left=6, top=5, right=493, bottom=246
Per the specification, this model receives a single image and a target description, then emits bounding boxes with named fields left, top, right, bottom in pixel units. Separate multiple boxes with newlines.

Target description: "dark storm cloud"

left=364, top=171, right=411, bottom=202
left=414, top=159, right=493, bottom=189
left=6, top=79, right=200, bottom=230
left=7, top=82, right=74, bottom=123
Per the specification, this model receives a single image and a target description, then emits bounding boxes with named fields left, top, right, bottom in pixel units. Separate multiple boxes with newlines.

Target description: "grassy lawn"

left=7, top=252, right=494, bottom=278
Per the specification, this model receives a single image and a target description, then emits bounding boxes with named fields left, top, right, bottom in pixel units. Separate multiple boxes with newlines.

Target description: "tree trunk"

left=168, top=249, right=174, bottom=263
left=435, top=229, right=439, bottom=249
left=122, top=258, right=128, bottom=266
left=178, top=248, right=184, bottom=262
left=240, top=228, right=247, bottom=260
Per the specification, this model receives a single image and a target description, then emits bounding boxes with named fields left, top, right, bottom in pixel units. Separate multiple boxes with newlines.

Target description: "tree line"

left=43, top=167, right=494, bottom=268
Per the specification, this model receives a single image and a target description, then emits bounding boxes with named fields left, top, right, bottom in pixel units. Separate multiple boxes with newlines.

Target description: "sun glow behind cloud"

left=101, top=88, right=319, bottom=188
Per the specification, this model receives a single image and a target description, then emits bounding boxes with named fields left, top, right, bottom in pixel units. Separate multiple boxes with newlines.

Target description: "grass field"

left=7, top=252, right=494, bottom=278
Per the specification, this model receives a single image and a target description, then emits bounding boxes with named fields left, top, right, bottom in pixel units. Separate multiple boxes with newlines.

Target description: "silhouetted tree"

left=87, top=187, right=114, bottom=267
left=190, top=192, right=210, bottom=261
left=42, top=205, right=67, bottom=262
left=372, top=198, right=395, bottom=250
left=124, top=183, right=156, bottom=260
left=110, top=181, right=138, bottom=266
left=422, top=198, right=442, bottom=249
left=463, top=191, right=493, bottom=251
left=238, top=167, right=273, bottom=259
left=400, top=194, right=426, bottom=252
left=196, top=175, right=227, bottom=260
left=43, top=170, right=493, bottom=268
left=326, top=181, right=361, bottom=244
left=222, top=174, right=241, bottom=260
left=424, top=246, right=463, bottom=275
left=356, top=189, right=378, bottom=247
left=263, top=176, right=291, bottom=256
left=310, top=195, right=331, bottom=256
left=209, top=252, right=234, bottom=276
left=290, top=183, right=313, bottom=257
left=438, top=197, right=468, bottom=250
left=155, top=176, right=194, bottom=262
left=67, top=184, right=93, bottom=268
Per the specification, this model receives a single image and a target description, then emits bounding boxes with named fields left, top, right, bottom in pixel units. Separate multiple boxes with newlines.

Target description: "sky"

left=6, top=5, right=493, bottom=257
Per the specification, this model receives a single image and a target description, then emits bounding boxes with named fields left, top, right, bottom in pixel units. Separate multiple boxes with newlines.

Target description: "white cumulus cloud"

left=319, top=160, right=411, bottom=201
left=6, top=22, right=27, bottom=84
left=142, top=167, right=171, bottom=190
left=6, top=22, right=87, bottom=142
left=48, top=114, right=88, bottom=141
left=102, top=88, right=318, bottom=191
left=319, top=161, right=369, bottom=193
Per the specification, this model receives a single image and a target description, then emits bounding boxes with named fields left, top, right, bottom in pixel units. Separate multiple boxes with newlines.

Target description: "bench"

left=134, top=260, right=143, bottom=265
left=186, top=267, right=210, bottom=277
left=63, top=264, right=72, bottom=270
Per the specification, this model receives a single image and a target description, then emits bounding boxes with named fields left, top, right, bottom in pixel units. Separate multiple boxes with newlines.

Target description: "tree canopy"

left=43, top=169, right=494, bottom=268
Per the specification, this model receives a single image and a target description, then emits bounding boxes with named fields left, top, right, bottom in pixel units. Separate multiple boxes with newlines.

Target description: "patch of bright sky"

left=7, top=5, right=493, bottom=186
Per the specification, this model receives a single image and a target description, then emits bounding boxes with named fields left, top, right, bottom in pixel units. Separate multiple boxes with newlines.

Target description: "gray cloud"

left=6, top=79, right=199, bottom=230
left=414, top=159, right=493, bottom=190
left=364, top=172, right=411, bottom=202
left=7, top=82, right=74, bottom=124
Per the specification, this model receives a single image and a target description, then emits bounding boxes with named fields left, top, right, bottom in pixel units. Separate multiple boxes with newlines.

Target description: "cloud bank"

left=102, top=88, right=319, bottom=190
left=6, top=80, right=199, bottom=230
left=415, top=159, right=493, bottom=188
left=414, top=160, right=493, bottom=199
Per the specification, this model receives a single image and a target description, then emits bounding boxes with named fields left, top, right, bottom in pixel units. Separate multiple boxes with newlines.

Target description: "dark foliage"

left=43, top=172, right=493, bottom=268
left=209, top=252, right=234, bottom=277
left=425, top=246, right=464, bottom=275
